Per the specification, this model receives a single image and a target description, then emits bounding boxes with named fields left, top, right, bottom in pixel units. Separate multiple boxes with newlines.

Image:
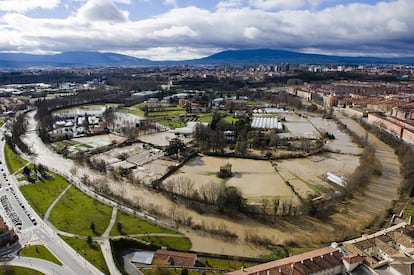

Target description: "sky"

left=0, top=0, right=412, bottom=60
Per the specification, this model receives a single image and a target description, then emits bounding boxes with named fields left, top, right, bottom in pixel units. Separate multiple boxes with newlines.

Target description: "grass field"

left=60, top=235, right=109, bottom=274
left=221, top=116, right=239, bottom=125
left=147, top=106, right=186, bottom=117
left=157, top=119, right=186, bottom=129
left=118, top=106, right=145, bottom=117
left=110, top=211, right=177, bottom=236
left=20, top=173, right=69, bottom=218
left=199, top=258, right=256, bottom=270
left=4, top=143, right=28, bottom=174
left=198, top=114, right=213, bottom=123
left=0, top=265, right=44, bottom=275
left=49, top=186, right=112, bottom=236
left=19, top=245, right=62, bottom=266
left=135, top=236, right=191, bottom=251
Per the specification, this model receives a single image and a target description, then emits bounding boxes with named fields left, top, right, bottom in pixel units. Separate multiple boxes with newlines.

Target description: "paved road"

left=7, top=256, right=72, bottom=275
left=0, top=125, right=104, bottom=274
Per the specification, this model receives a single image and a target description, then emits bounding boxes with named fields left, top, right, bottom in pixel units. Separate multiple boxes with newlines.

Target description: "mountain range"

left=1, top=49, right=414, bottom=68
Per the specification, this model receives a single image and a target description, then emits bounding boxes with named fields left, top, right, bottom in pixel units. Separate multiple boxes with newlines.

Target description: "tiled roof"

left=152, top=249, right=197, bottom=267
left=227, top=247, right=341, bottom=275
left=343, top=254, right=365, bottom=265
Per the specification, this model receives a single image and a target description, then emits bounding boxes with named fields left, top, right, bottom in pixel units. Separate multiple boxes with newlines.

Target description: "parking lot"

left=0, top=161, right=36, bottom=233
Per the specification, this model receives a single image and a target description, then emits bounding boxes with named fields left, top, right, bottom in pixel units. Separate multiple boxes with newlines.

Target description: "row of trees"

left=5, top=112, right=32, bottom=155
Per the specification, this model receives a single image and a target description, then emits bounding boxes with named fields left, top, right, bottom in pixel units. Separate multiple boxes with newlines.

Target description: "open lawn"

left=20, top=173, right=69, bottom=218
left=118, top=106, right=145, bottom=117
left=4, top=143, right=28, bottom=174
left=135, top=236, right=192, bottom=251
left=221, top=116, right=239, bottom=125
left=49, top=186, right=112, bottom=236
left=147, top=106, right=186, bottom=117
left=157, top=119, right=186, bottom=129
left=19, top=245, right=62, bottom=266
left=110, top=211, right=177, bottom=236
left=60, top=235, right=109, bottom=274
left=198, top=114, right=213, bottom=123
left=200, top=258, right=256, bottom=270
left=0, top=266, right=44, bottom=275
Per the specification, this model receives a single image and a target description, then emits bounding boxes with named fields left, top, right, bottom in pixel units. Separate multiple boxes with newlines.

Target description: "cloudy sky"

left=0, top=0, right=412, bottom=60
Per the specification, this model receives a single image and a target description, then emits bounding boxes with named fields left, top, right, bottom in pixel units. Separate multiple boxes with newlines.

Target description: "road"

left=0, top=125, right=104, bottom=274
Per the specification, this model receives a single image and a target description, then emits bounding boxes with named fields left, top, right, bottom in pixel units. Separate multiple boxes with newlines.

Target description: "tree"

left=90, top=222, right=96, bottom=233
left=116, top=222, right=123, bottom=233
left=166, top=138, right=186, bottom=156
left=217, top=186, right=245, bottom=213
left=87, top=236, right=93, bottom=246
left=22, top=166, right=31, bottom=177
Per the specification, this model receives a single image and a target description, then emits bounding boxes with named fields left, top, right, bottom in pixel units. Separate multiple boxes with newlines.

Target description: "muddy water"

left=170, top=156, right=294, bottom=199
left=23, top=110, right=402, bottom=257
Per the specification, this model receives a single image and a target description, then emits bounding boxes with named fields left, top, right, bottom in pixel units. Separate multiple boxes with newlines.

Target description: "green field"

left=110, top=211, right=177, bottom=236
left=198, top=114, right=213, bottom=123
left=20, top=173, right=69, bottom=218
left=147, top=106, right=186, bottom=117
left=221, top=116, right=239, bottom=125
left=49, top=186, right=112, bottom=236
left=0, top=266, right=44, bottom=275
left=60, top=235, right=109, bottom=274
left=4, top=143, right=28, bottom=174
left=135, top=236, right=191, bottom=251
left=19, top=245, right=62, bottom=266
left=120, top=106, right=146, bottom=117
left=199, top=258, right=256, bottom=270
left=157, top=119, right=186, bottom=129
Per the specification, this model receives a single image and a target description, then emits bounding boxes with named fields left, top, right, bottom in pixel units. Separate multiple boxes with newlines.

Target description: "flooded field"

left=52, top=104, right=119, bottom=116
left=169, top=152, right=359, bottom=204
left=93, top=142, right=175, bottom=184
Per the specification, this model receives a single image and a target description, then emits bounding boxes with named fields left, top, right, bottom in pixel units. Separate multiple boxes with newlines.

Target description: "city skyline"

left=0, top=0, right=412, bottom=60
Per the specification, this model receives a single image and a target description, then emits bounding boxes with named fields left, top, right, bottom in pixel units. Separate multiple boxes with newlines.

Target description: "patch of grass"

left=158, top=119, right=186, bottom=129
left=135, top=236, right=192, bottom=251
left=198, top=114, right=213, bottom=123
left=403, top=204, right=414, bottom=220
left=4, top=143, right=28, bottom=174
left=0, top=266, right=44, bottom=275
left=110, top=211, right=177, bottom=236
left=118, top=106, right=145, bottom=117
left=200, top=258, right=256, bottom=270
left=49, top=186, right=112, bottom=236
left=60, top=235, right=109, bottom=274
left=0, top=117, right=6, bottom=127
left=221, top=116, right=239, bottom=125
left=286, top=246, right=319, bottom=256
left=19, top=245, right=62, bottom=266
left=147, top=107, right=186, bottom=117
left=20, top=173, right=69, bottom=218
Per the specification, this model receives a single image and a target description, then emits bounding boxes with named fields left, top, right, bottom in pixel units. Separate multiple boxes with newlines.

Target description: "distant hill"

left=187, top=49, right=414, bottom=65
left=0, top=51, right=153, bottom=68
left=1, top=49, right=414, bottom=68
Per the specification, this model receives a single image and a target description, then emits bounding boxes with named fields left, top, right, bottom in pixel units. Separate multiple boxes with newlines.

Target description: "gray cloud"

left=0, top=0, right=413, bottom=60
